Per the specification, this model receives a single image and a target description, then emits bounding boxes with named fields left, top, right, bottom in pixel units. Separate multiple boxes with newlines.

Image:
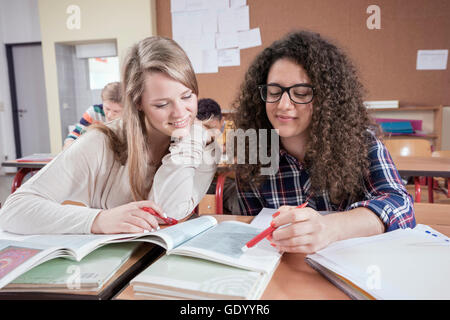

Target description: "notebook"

left=306, top=224, right=450, bottom=300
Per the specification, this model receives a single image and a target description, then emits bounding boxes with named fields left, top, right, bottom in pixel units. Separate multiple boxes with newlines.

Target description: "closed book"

left=380, top=121, right=414, bottom=133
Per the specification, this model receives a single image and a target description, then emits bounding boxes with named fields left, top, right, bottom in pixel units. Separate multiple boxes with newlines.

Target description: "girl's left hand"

left=269, top=206, right=336, bottom=254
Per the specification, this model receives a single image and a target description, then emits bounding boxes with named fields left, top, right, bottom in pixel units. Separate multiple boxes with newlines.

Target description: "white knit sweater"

left=0, top=120, right=217, bottom=234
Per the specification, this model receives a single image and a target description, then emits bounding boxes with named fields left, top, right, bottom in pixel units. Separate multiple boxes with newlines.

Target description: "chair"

left=197, top=170, right=235, bottom=215
left=383, top=138, right=433, bottom=203
left=431, top=150, right=450, bottom=199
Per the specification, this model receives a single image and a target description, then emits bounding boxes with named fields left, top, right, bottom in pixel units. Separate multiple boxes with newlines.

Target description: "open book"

left=306, top=224, right=450, bottom=300
left=2, top=243, right=139, bottom=292
left=0, top=216, right=281, bottom=289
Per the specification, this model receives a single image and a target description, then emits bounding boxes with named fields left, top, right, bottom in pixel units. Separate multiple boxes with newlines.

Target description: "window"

left=88, top=56, right=120, bottom=90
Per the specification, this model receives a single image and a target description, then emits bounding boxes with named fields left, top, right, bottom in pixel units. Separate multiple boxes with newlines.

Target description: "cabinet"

left=368, top=105, right=443, bottom=150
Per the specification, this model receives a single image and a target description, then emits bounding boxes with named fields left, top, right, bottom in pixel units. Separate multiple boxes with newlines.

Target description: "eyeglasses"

left=258, top=84, right=314, bottom=104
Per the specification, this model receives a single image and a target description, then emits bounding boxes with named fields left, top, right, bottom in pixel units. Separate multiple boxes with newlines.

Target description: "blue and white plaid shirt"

left=236, top=137, right=416, bottom=232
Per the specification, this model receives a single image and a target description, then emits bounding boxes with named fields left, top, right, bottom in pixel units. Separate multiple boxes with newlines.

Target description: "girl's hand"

left=269, top=206, right=336, bottom=254
left=91, top=200, right=164, bottom=234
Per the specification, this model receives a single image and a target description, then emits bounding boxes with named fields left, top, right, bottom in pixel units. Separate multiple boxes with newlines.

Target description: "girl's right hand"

left=91, top=201, right=163, bottom=234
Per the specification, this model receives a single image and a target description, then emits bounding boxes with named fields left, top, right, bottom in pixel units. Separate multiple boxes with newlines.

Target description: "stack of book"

left=129, top=215, right=281, bottom=300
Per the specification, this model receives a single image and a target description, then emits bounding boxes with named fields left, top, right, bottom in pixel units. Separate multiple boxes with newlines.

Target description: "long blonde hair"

left=93, top=36, right=198, bottom=201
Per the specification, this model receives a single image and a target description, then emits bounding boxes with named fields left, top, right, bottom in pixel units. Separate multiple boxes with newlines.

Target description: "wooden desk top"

left=115, top=204, right=450, bottom=300
left=392, top=156, right=450, bottom=177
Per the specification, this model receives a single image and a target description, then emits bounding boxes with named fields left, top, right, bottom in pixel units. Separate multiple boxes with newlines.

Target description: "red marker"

left=241, top=197, right=310, bottom=252
left=141, top=207, right=178, bottom=226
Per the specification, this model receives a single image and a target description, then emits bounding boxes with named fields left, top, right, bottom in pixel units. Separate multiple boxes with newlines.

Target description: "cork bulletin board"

left=155, top=0, right=450, bottom=111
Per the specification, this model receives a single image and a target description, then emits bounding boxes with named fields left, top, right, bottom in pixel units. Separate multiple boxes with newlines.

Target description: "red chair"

left=431, top=150, right=450, bottom=199
left=11, top=168, right=40, bottom=193
left=215, top=171, right=236, bottom=215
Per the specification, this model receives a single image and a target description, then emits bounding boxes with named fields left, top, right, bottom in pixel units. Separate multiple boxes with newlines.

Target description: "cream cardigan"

left=0, top=120, right=217, bottom=234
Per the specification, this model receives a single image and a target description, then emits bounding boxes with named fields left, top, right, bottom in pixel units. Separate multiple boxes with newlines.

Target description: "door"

left=7, top=43, right=50, bottom=157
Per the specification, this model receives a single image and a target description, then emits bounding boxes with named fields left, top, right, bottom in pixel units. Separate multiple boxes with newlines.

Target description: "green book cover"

left=131, top=254, right=266, bottom=300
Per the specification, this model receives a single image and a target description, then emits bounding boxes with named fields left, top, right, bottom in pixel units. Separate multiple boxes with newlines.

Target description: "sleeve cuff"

left=347, top=196, right=416, bottom=232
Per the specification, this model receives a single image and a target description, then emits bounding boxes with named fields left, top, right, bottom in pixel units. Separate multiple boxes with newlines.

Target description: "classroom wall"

left=0, top=0, right=42, bottom=174
left=38, top=0, right=157, bottom=154
left=155, top=0, right=450, bottom=126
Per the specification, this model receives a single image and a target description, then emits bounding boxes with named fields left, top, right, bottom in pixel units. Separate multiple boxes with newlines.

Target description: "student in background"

left=197, top=98, right=239, bottom=214
left=232, top=30, right=415, bottom=253
left=0, top=36, right=216, bottom=234
left=63, top=82, right=123, bottom=150
left=196, top=98, right=224, bottom=132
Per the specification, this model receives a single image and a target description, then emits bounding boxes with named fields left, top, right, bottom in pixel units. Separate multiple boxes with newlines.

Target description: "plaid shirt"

left=236, top=137, right=416, bottom=232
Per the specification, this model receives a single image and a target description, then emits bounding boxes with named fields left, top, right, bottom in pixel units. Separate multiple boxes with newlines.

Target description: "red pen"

left=241, top=197, right=310, bottom=252
left=141, top=207, right=178, bottom=226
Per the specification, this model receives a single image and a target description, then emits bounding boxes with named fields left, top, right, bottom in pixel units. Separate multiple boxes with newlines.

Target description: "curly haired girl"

left=233, top=30, right=415, bottom=253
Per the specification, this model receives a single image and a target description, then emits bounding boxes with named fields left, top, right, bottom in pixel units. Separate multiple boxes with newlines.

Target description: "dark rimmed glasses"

left=258, top=83, right=314, bottom=104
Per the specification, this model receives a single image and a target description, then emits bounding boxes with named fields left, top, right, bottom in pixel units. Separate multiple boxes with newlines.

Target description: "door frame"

left=5, top=41, right=42, bottom=158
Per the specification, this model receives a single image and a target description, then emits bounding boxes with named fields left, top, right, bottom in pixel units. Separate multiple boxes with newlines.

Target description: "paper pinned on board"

left=218, top=5, right=250, bottom=33
left=238, top=28, right=262, bottom=49
left=416, top=50, right=448, bottom=70
left=216, top=32, right=239, bottom=49
left=171, top=1, right=259, bottom=73
left=230, top=0, right=247, bottom=8
left=218, top=48, right=240, bottom=67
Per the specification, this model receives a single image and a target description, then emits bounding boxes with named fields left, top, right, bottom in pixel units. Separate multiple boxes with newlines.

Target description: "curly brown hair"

left=233, top=30, right=380, bottom=204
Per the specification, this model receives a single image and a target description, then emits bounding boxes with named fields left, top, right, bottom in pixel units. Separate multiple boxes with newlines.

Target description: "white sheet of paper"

left=250, top=208, right=278, bottom=230
left=216, top=32, right=239, bottom=49
left=416, top=50, right=448, bottom=70
left=201, top=9, right=218, bottom=33
left=171, top=0, right=187, bottom=12
left=184, top=47, right=203, bottom=74
left=208, top=0, right=229, bottom=10
left=218, top=48, right=240, bottom=67
left=234, top=5, right=250, bottom=31
left=201, top=49, right=219, bottom=73
left=172, top=11, right=203, bottom=37
left=218, top=5, right=250, bottom=33
left=230, top=0, right=247, bottom=8
left=238, top=27, right=261, bottom=49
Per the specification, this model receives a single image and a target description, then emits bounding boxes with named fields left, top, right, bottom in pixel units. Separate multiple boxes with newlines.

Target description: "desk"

left=392, top=156, right=450, bottom=203
left=1, top=157, right=52, bottom=193
left=392, top=156, right=450, bottom=177
left=115, top=204, right=450, bottom=300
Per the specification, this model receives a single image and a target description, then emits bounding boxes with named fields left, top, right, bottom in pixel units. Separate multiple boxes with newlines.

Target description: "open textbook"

left=0, top=216, right=281, bottom=289
left=306, top=224, right=450, bottom=300
left=2, top=243, right=139, bottom=292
